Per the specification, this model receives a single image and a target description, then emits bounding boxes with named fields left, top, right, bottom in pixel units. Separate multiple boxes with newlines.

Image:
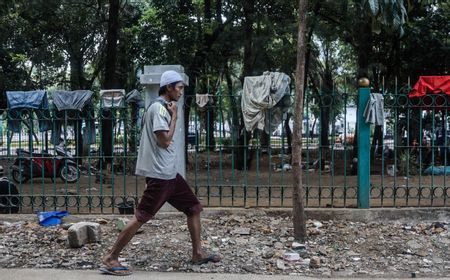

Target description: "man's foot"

left=191, top=253, right=221, bottom=265
left=101, top=255, right=132, bottom=276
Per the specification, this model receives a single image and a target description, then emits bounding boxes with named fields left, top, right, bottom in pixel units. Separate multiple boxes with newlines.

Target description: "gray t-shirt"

left=135, top=98, right=177, bottom=179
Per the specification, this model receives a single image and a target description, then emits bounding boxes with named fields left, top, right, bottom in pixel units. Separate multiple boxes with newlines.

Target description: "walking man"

left=100, top=70, right=220, bottom=276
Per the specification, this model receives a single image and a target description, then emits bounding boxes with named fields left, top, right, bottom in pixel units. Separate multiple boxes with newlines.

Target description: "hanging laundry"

left=241, top=71, right=291, bottom=134
left=363, top=93, right=385, bottom=126
left=196, top=94, right=214, bottom=109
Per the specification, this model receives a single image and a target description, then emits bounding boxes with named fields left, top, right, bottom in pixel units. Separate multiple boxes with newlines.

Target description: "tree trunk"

left=234, top=0, right=255, bottom=170
left=206, top=104, right=216, bottom=151
left=320, top=62, right=333, bottom=165
left=67, top=44, right=85, bottom=161
left=101, top=0, right=120, bottom=168
left=103, top=0, right=120, bottom=89
left=351, top=0, right=373, bottom=171
left=204, top=0, right=211, bottom=24
left=320, top=105, right=331, bottom=162
left=242, top=0, right=255, bottom=80
left=69, top=52, right=85, bottom=90
left=225, top=62, right=239, bottom=128
left=292, top=0, right=309, bottom=242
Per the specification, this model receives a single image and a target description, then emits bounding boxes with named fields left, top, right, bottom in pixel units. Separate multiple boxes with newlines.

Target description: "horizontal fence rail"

left=0, top=87, right=449, bottom=214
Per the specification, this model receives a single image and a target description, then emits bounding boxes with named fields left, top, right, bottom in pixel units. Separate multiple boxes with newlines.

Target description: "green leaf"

left=10, top=53, right=27, bottom=63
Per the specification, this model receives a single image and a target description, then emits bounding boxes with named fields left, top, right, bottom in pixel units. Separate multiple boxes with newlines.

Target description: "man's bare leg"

left=103, top=216, right=144, bottom=268
left=187, top=213, right=220, bottom=263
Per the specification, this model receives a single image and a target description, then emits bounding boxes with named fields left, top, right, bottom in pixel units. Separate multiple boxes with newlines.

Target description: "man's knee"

left=185, top=203, right=203, bottom=216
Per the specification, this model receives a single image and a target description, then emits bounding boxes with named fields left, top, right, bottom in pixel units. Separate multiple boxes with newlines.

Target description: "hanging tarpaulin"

left=52, top=90, right=93, bottom=111
left=6, top=90, right=51, bottom=133
left=125, top=89, right=144, bottom=108
left=51, top=90, right=95, bottom=146
left=408, top=76, right=450, bottom=98
left=241, top=71, right=291, bottom=134
left=6, top=90, right=48, bottom=109
left=100, top=89, right=126, bottom=109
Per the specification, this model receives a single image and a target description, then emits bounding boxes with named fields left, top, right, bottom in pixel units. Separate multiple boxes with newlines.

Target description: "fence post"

left=357, top=78, right=371, bottom=208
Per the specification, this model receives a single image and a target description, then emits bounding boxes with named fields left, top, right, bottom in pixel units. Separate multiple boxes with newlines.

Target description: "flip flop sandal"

left=99, top=266, right=132, bottom=276
left=191, top=254, right=221, bottom=265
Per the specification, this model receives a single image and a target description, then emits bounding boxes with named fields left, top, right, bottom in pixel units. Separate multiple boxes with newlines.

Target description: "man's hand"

left=167, top=102, right=177, bottom=118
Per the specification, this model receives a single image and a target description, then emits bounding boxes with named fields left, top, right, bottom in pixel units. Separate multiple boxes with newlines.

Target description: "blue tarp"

left=6, top=91, right=51, bottom=132
left=6, top=90, right=48, bottom=109
left=423, top=166, right=450, bottom=175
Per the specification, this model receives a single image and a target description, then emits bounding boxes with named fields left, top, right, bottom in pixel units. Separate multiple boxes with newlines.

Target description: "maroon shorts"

left=135, top=173, right=203, bottom=223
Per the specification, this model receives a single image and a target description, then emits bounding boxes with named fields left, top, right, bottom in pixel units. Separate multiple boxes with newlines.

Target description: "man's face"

left=168, top=82, right=184, bottom=102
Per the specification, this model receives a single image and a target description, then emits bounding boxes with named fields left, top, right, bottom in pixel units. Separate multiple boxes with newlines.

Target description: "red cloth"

left=409, top=76, right=450, bottom=98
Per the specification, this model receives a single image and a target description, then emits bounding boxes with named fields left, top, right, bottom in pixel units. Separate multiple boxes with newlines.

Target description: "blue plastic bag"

left=37, top=211, right=69, bottom=226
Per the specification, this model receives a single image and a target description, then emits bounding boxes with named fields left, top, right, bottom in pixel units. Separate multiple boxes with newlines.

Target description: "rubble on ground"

left=0, top=212, right=449, bottom=277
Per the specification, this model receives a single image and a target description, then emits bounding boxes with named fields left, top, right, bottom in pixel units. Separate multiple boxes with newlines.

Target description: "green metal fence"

left=0, top=83, right=449, bottom=214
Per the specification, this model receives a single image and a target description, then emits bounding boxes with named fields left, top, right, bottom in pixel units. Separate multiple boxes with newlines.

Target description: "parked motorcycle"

left=11, top=146, right=79, bottom=184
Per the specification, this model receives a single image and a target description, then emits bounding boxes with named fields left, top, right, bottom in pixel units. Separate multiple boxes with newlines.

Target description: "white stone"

left=291, top=242, right=306, bottom=250
left=283, top=251, right=300, bottom=262
left=276, top=259, right=285, bottom=270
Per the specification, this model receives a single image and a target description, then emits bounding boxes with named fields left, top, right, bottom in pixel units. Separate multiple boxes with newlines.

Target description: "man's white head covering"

left=160, top=70, right=184, bottom=87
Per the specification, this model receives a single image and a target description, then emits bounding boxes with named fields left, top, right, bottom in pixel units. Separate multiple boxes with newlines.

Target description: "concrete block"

left=143, top=65, right=184, bottom=74
left=68, top=222, right=101, bottom=248
left=140, top=65, right=189, bottom=86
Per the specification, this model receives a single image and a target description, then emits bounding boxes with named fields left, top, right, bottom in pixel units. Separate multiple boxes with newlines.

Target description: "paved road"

left=1, top=269, right=449, bottom=280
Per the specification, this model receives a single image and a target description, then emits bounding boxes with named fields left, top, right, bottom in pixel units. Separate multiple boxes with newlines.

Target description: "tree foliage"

left=0, top=0, right=447, bottom=139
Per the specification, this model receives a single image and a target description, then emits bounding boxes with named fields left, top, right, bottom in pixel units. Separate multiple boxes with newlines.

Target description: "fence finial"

left=358, top=77, right=370, bottom=87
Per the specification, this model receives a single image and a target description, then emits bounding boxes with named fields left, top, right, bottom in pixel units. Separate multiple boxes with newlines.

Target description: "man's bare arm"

left=155, top=102, right=178, bottom=148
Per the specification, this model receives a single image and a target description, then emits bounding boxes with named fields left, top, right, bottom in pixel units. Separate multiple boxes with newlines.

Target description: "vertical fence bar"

left=343, top=81, right=348, bottom=207
left=380, top=77, right=385, bottom=208
left=206, top=82, right=211, bottom=206
left=431, top=104, right=436, bottom=207
left=393, top=77, right=398, bottom=207
left=330, top=83, right=336, bottom=207
left=305, top=92, right=310, bottom=207
left=318, top=90, right=323, bottom=207
left=218, top=87, right=223, bottom=207
left=444, top=107, right=448, bottom=207
left=406, top=102, right=411, bottom=207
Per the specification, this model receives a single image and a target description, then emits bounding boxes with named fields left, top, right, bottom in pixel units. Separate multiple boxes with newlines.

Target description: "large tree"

left=293, top=0, right=309, bottom=241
